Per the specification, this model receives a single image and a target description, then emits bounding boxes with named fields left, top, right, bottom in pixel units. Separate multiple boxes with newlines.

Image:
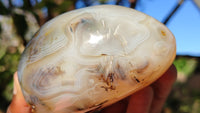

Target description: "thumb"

left=7, top=72, right=31, bottom=113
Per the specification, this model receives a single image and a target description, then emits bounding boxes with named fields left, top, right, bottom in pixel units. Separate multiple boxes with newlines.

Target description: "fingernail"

left=13, top=72, right=18, bottom=95
left=6, top=106, right=12, bottom=113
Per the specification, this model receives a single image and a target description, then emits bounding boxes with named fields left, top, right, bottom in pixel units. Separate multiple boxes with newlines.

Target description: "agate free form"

left=18, top=5, right=176, bottom=113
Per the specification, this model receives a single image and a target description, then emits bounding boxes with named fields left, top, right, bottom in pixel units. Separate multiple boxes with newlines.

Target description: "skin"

left=7, top=65, right=177, bottom=113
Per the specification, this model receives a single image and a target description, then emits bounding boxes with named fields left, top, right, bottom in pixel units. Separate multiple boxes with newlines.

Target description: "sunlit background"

left=0, top=0, right=200, bottom=113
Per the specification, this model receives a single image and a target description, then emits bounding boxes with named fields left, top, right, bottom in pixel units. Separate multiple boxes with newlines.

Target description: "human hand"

left=7, top=65, right=177, bottom=113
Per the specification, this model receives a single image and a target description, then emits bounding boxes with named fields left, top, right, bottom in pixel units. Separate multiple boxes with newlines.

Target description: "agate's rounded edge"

left=18, top=5, right=176, bottom=113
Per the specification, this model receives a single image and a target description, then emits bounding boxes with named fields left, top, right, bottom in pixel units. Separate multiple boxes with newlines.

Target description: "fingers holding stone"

left=150, top=65, right=177, bottom=113
left=7, top=72, right=31, bottom=113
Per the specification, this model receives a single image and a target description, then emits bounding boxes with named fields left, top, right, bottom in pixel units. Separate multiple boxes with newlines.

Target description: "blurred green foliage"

left=0, top=0, right=200, bottom=113
left=166, top=56, right=200, bottom=113
left=0, top=49, right=21, bottom=111
left=174, top=57, right=198, bottom=76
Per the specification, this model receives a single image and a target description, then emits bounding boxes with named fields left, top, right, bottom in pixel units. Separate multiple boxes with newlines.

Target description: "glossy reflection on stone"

left=18, top=5, right=176, bottom=113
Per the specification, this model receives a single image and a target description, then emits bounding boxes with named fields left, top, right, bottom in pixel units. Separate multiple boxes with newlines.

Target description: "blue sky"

left=135, top=0, right=200, bottom=57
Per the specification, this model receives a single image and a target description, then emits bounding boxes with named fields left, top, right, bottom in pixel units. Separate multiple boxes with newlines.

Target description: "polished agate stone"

left=18, top=5, right=176, bottom=113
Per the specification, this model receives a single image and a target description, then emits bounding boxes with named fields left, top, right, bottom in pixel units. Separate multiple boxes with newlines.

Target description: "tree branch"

left=163, top=0, right=184, bottom=25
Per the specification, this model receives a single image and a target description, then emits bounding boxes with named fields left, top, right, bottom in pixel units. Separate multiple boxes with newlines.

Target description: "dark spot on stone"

left=99, top=70, right=118, bottom=91
left=101, top=85, right=116, bottom=91
left=70, top=21, right=80, bottom=33
left=101, top=54, right=107, bottom=56
left=70, top=26, right=73, bottom=32
left=161, top=30, right=166, bottom=36
left=77, top=107, right=84, bottom=111
left=134, top=76, right=140, bottom=83
left=81, top=19, right=87, bottom=23
left=107, top=73, right=114, bottom=84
